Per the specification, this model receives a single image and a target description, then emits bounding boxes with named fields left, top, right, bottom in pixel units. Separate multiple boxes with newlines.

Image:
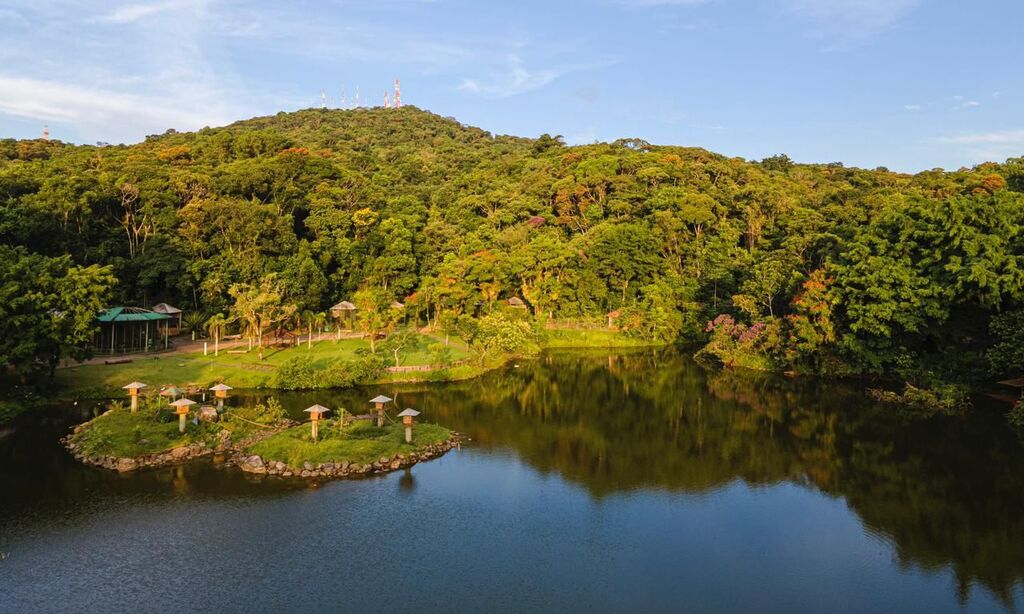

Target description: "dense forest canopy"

left=1, top=107, right=1023, bottom=403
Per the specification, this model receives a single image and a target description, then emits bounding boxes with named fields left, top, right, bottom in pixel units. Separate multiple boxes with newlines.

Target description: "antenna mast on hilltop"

left=341, top=89, right=347, bottom=109
left=355, top=85, right=361, bottom=107
left=42, top=125, right=49, bottom=141
left=384, top=91, right=391, bottom=108
left=321, top=90, right=326, bottom=109
left=393, top=79, right=401, bottom=108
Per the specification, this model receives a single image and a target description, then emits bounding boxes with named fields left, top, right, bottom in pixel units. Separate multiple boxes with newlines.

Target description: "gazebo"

left=330, top=300, right=357, bottom=331
left=93, top=307, right=173, bottom=355
left=506, top=297, right=527, bottom=309
left=152, top=303, right=183, bottom=333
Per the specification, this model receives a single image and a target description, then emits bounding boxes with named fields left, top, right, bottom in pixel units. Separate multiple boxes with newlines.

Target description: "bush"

left=272, top=355, right=319, bottom=390
left=470, top=313, right=539, bottom=364
left=868, top=382, right=971, bottom=415
left=695, top=314, right=777, bottom=371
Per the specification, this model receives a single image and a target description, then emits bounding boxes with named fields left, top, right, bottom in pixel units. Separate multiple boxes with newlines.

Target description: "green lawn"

left=68, top=407, right=213, bottom=457
left=56, top=334, right=467, bottom=396
left=248, top=421, right=451, bottom=468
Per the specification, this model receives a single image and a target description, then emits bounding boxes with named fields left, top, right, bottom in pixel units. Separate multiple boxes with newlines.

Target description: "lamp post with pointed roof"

left=369, top=394, right=393, bottom=427
left=304, top=405, right=331, bottom=441
left=159, top=386, right=183, bottom=404
left=170, top=398, right=196, bottom=433
left=397, top=408, right=420, bottom=443
left=209, top=383, right=233, bottom=412
left=123, top=381, right=147, bottom=413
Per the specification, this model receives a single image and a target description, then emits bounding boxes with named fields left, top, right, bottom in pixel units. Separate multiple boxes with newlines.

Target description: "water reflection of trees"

left=388, top=351, right=1024, bottom=606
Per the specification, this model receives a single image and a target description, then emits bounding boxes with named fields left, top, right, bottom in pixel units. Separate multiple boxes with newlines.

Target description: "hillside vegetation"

left=2, top=107, right=1023, bottom=411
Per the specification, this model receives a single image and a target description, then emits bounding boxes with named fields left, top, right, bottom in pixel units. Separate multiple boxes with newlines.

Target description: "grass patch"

left=69, top=406, right=214, bottom=457
left=248, top=420, right=451, bottom=468
left=55, top=334, right=468, bottom=396
left=69, top=398, right=287, bottom=458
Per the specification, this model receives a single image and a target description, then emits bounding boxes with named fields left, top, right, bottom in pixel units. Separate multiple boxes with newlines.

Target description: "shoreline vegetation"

left=2, top=107, right=1022, bottom=423
left=53, top=326, right=661, bottom=399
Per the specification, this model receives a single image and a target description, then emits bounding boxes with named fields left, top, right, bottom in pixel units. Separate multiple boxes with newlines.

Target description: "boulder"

left=302, top=462, right=313, bottom=471
left=389, top=459, right=401, bottom=470
left=170, top=446, right=190, bottom=460
left=116, top=458, right=138, bottom=472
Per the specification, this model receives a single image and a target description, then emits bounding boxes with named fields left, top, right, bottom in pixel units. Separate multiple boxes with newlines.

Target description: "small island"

left=65, top=387, right=456, bottom=478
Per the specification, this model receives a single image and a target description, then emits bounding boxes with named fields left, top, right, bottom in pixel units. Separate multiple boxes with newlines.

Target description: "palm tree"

left=205, top=313, right=230, bottom=356
left=314, top=312, right=327, bottom=341
left=182, top=310, right=209, bottom=341
left=302, top=309, right=316, bottom=349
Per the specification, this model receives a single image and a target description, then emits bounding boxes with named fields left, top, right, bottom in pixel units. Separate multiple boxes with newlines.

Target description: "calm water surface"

left=2, top=350, right=1023, bottom=613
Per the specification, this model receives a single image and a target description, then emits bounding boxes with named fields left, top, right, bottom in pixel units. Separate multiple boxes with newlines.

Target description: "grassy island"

left=247, top=420, right=451, bottom=468
left=65, top=397, right=455, bottom=477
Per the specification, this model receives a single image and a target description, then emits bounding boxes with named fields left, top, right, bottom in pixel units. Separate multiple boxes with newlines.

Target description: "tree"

left=205, top=313, right=230, bottom=356
left=229, top=274, right=295, bottom=360
left=353, top=287, right=392, bottom=354
left=0, top=246, right=114, bottom=378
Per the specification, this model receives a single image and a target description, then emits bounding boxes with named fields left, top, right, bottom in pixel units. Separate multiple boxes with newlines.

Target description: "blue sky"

left=0, top=0, right=1021, bottom=171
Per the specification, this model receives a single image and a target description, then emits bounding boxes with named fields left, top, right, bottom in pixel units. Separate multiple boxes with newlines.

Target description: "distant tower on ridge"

left=384, top=91, right=391, bottom=108
left=355, top=85, right=361, bottom=107
left=394, top=79, right=401, bottom=108
left=321, top=90, right=326, bottom=109
left=42, top=125, right=49, bottom=141
left=341, top=89, right=347, bottom=109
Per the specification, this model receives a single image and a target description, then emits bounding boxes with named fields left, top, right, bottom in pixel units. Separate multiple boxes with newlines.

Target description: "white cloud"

left=937, top=130, right=1024, bottom=145
left=782, top=0, right=923, bottom=43
left=95, top=0, right=205, bottom=24
left=0, top=75, right=244, bottom=142
left=962, top=100, right=980, bottom=108
left=904, top=104, right=921, bottom=111
left=936, top=130, right=1024, bottom=165
left=616, top=0, right=710, bottom=6
left=459, top=55, right=567, bottom=98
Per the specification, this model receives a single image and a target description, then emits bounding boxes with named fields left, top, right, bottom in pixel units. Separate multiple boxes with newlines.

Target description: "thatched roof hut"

left=330, top=301, right=356, bottom=318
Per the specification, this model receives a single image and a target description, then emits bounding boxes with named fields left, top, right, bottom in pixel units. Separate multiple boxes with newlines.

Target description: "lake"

left=2, top=349, right=1023, bottom=613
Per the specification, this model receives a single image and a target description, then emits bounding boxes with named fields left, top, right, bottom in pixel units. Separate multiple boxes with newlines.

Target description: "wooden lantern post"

left=209, top=383, right=233, bottom=412
left=159, top=386, right=183, bottom=404
left=397, top=408, right=420, bottom=444
left=123, top=381, right=147, bottom=413
left=170, top=398, right=197, bottom=433
left=304, top=405, right=331, bottom=442
left=369, top=394, right=393, bottom=427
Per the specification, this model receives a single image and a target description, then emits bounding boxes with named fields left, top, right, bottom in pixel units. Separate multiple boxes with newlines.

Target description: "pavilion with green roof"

left=93, top=307, right=173, bottom=354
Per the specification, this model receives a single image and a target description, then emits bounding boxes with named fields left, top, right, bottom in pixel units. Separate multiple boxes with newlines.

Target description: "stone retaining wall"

left=234, top=438, right=458, bottom=479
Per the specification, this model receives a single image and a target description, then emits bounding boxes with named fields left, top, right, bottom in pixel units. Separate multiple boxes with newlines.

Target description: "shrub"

left=272, top=355, right=318, bottom=390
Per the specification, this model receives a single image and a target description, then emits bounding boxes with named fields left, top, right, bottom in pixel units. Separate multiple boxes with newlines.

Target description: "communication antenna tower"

left=321, top=90, right=326, bottom=109
left=42, top=125, right=49, bottom=141
left=384, top=91, right=391, bottom=108
left=355, top=85, right=361, bottom=107
left=341, top=89, right=347, bottom=109
left=393, top=78, right=401, bottom=108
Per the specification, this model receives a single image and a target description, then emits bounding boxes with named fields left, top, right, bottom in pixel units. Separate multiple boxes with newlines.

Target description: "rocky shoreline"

left=233, top=438, right=458, bottom=478
left=63, top=420, right=459, bottom=479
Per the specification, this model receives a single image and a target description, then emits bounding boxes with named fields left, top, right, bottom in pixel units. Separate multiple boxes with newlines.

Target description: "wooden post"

left=204, top=341, right=208, bottom=356
left=179, top=412, right=187, bottom=433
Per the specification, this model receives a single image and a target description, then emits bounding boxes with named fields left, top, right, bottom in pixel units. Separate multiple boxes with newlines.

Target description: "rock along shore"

left=233, top=438, right=458, bottom=479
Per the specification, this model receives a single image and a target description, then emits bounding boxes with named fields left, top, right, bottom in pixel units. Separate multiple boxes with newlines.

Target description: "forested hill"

left=2, top=106, right=1023, bottom=406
